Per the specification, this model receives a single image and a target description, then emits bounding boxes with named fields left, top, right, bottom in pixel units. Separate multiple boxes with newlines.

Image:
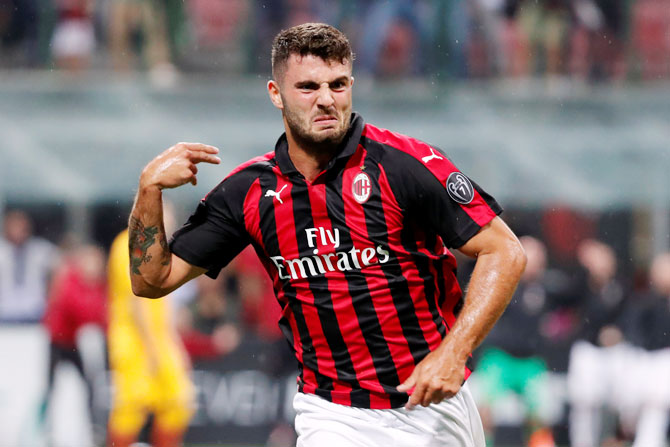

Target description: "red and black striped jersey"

left=170, top=113, right=502, bottom=409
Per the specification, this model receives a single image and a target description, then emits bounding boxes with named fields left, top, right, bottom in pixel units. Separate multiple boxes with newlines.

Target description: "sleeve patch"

left=446, top=172, right=474, bottom=205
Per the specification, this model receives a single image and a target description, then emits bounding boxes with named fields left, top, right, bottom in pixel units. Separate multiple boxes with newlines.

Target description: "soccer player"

left=129, top=23, right=526, bottom=446
left=107, top=207, right=194, bottom=447
left=41, top=244, right=107, bottom=423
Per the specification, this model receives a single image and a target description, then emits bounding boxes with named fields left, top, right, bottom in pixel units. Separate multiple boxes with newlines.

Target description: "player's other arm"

left=398, top=216, right=526, bottom=407
left=129, top=142, right=220, bottom=298
left=444, top=216, right=526, bottom=358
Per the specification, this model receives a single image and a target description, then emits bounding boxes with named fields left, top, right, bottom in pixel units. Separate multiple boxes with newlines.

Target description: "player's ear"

left=268, top=80, right=283, bottom=110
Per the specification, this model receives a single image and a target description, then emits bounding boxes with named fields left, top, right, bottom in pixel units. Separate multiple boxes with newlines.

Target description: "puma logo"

left=265, top=184, right=287, bottom=204
left=421, top=148, right=443, bottom=164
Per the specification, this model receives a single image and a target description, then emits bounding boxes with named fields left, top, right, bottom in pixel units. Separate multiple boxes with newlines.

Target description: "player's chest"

left=250, top=167, right=403, bottom=260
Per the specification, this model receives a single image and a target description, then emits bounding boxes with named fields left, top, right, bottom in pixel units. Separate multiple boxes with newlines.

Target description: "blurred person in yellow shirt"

left=106, top=204, right=194, bottom=447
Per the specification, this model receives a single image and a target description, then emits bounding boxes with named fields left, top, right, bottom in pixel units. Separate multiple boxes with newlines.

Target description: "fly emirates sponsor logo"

left=270, top=227, right=391, bottom=280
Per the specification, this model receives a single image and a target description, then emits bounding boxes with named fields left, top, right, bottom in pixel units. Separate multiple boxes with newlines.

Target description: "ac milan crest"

left=352, top=172, right=372, bottom=204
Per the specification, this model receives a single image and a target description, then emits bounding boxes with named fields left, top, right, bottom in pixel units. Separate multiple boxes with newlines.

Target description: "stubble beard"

left=283, top=104, right=351, bottom=153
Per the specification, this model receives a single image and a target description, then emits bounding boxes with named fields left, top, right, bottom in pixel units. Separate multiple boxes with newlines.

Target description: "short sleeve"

left=384, top=146, right=502, bottom=248
left=169, top=180, right=251, bottom=278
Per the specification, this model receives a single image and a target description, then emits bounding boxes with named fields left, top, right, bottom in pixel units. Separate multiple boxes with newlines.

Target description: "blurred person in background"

left=176, top=274, right=240, bottom=361
left=467, top=0, right=555, bottom=79
left=428, top=0, right=471, bottom=79
left=0, top=210, right=61, bottom=323
left=356, top=0, right=429, bottom=77
left=50, top=0, right=96, bottom=71
left=521, top=0, right=572, bottom=78
left=473, top=236, right=556, bottom=447
left=494, top=0, right=533, bottom=78
left=629, top=0, right=670, bottom=80
left=248, top=0, right=329, bottom=74
left=569, top=0, right=628, bottom=82
left=468, top=0, right=510, bottom=77
left=567, top=238, right=632, bottom=447
left=624, top=253, right=670, bottom=447
left=106, top=203, right=194, bottom=447
left=183, top=0, right=249, bottom=72
left=107, top=0, right=178, bottom=85
left=40, top=243, right=107, bottom=435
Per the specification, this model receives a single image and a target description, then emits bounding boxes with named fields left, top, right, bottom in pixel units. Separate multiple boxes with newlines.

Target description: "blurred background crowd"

left=1, top=0, right=670, bottom=446
left=1, top=0, right=670, bottom=83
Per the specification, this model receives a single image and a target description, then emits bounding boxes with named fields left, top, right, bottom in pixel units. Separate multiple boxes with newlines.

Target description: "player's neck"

left=286, top=136, right=338, bottom=183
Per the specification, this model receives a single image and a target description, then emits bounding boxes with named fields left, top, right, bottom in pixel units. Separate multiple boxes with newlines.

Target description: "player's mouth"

left=313, top=115, right=338, bottom=126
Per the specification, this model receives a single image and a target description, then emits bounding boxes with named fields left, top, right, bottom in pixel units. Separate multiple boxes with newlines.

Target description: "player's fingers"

left=182, top=168, right=197, bottom=186
left=396, top=372, right=416, bottom=393
left=189, top=164, right=198, bottom=175
left=406, top=381, right=426, bottom=410
left=421, top=386, right=437, bottom=407
left=189, top=151, right=221, bottom=165
left=177, top=142, right=219, bottom=154
left=430, top=392, right=444, bottom=405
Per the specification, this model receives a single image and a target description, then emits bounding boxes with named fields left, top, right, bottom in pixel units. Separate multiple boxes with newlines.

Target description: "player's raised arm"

left=129, top=142, right=220, bottom=298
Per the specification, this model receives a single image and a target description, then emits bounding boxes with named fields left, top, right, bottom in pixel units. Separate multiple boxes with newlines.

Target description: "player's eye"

left=330, top=80, right=347, bottom=90
left=297, top=82, right=318, bottom=91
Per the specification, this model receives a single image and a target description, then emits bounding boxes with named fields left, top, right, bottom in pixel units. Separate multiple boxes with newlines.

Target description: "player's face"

left=269, top=54, right=353, bottom=149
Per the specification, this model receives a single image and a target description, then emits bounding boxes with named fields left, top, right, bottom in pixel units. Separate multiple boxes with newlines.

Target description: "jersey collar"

left=274, top=112, right=364, bottom=176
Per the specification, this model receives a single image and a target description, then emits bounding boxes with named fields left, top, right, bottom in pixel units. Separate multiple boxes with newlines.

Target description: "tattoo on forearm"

left=129, top=216, right=170, bottom=275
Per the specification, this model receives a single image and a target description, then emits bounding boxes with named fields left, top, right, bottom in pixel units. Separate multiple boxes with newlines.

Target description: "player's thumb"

left=396, top=372, right=417, bottom=393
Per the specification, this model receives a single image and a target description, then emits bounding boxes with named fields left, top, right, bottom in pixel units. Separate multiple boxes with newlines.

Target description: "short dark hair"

left=271, top=23, right=354, bottom=80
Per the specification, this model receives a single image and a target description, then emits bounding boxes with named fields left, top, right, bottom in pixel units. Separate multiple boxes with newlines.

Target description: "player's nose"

left=315, top=84, right=335, bottom=107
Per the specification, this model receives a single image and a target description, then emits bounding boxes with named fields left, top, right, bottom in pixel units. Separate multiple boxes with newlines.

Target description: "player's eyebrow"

left=294, top=76, right=350, bottom=89
left=328, top=76, right=350, bottom=86
left=294, top=80, right=319, bottom=89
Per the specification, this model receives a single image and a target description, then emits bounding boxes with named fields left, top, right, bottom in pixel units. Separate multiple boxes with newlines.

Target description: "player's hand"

left=140, top=142, right=221, bottom=190
left=396, top=344, right=465, bottom=410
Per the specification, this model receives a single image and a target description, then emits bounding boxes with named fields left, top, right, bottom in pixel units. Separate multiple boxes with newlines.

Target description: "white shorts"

left=294, top=383, right=485, bottom=447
